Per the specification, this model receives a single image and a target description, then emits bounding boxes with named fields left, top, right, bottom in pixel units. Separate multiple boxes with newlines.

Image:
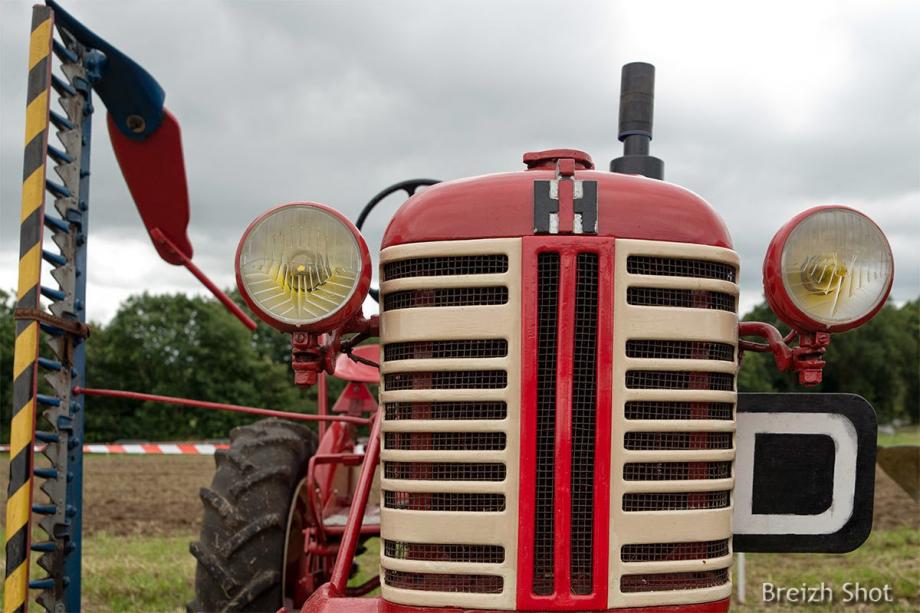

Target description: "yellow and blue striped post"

left=4, top=6, right=54, bottom=613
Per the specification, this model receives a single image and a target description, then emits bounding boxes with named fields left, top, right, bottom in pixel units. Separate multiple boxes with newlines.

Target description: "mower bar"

left=73, top=387, right=372, bottom=425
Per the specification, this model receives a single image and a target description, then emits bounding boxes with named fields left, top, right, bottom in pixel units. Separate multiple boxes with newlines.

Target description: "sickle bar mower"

left=3, top=3, right=257, bottom=611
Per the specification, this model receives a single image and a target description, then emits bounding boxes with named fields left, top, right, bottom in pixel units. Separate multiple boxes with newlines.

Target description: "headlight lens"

left=237, top=203, right=369, bottom=330
left=765, top=207, right=893, bottom=331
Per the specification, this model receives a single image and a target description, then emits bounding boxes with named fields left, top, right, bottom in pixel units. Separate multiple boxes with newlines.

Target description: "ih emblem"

left=533, top=158, right=598, bottom=234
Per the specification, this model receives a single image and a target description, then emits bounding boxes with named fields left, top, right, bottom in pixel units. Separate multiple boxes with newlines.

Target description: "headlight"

left=235, top=202, right=370, bottom=332
left=763, top=206, right=893, bottom=332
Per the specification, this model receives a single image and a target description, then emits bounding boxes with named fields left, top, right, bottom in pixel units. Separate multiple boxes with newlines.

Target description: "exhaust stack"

left=610, top=62, right=664, bottom=180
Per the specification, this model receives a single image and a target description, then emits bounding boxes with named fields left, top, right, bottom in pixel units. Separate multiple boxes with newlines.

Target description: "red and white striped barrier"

left=0, top=443, right=229, bottom=455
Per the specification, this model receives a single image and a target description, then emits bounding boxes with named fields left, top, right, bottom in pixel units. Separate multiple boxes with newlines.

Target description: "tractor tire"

left=189, top=418, right=317, bottom=613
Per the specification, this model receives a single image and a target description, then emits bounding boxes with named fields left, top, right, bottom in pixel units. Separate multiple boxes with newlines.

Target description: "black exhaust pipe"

left=610, top=62, right=664, bottom=180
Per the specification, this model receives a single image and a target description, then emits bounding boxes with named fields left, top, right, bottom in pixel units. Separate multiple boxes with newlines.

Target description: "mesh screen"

left=384, top=339, right=508, bottom=361
left=383, top=287, right=508, bottom=311
left=625, top=371, right=734, bottom=391
left=384, top=432, right=506, bottom=451
left=621, top=539, right=730, bottom=562
left=571, top=253, right=599, bottom=595
left=622, top=491, right=731, bottom=511
left=383, top=255, right=508, bottom=281
left=625, top=401, right=733, bottom=421
left=620, top=568, right=729, bottom=593
left=384, top=569, right=503, bottom=593
left=626, top=256, right=737, bottom=282
left=623, top=462, right=732, bottom=481
left=384, top=370, right=507, bottom=391
left=533, top=253, right=560, bottom=596
left=624, top=432, right=733, bottom=450
left=626, top=340, right=734, bottom=362
left=384, top=461, right=506, bottom=481
left=384, top=401, right=507, bottom=421
left=384, top=540, right=505, bottom=564
left=384, top=491, right=506, bottom=512
left=626, top=287, right=736, bottom=312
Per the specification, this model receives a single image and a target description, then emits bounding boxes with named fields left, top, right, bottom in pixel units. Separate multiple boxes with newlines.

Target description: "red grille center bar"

left=517, top=237, right=614, bottom=610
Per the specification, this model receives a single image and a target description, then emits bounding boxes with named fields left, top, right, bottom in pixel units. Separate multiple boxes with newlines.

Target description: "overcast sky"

left=1, top=0, right=917, bottom=323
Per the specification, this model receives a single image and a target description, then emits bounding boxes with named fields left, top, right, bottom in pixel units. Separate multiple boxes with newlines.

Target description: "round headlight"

left=235, top=203, right=371, bottom=332
left=763, top=206, right=893, bottom=332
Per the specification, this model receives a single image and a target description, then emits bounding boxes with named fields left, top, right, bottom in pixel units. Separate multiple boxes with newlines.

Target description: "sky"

left=1, top=0, right=917, bottom=323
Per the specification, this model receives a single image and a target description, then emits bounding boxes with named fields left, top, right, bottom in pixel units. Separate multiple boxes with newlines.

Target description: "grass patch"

left=733, top=526, right=920, bottom=611
left=878, top=426, right=920, bottom=447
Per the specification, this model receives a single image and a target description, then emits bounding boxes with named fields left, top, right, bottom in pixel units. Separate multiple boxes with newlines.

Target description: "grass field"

left=0, top=447, right=917, bottom=611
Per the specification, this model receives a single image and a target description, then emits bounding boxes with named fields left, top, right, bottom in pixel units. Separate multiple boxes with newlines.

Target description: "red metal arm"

left=328, top=409, right=382, bottom=595
left=73, top=387, right=371, bottom=425
left=738, top=321, right=831, bottom=386
left=150, top=228, right=257, bottom=331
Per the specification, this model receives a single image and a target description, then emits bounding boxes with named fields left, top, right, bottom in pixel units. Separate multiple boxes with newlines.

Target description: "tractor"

left=5, top=3, right=893, bottom=613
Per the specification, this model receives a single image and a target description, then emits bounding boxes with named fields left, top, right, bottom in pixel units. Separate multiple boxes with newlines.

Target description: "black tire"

left=189, top=418, right=317, bottom=613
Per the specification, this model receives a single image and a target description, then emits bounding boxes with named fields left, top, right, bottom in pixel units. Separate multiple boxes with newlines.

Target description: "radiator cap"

left=523, top=149, right=594, bottom=171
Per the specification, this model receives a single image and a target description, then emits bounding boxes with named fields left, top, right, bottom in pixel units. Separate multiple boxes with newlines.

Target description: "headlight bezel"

left=763, top=205, right=893, bottom=333
left=235, top=202, right=371, bottom=333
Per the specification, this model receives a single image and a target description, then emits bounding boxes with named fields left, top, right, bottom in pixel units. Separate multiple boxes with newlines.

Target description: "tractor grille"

left=384, top=462, right=507, bottom=481
left=626, top=287, right=735, bottom=312
left=611, top=240, right=737, bottom=608
left=532, top=253, right=560, bottom=596
left=384, top=432, right=506, bottom=451
left=384, top=570, right=503, bottom=594
left=385, top=541, right=505, bottom=563
left=621, top=569, right=730, bottom=593
left=384, top=287, right=508, bottom=311
left=384, top=491, right=506, bottom=512
left=384, top=371, right=507, bottom=390
left=622, top=491, right=731, bottom=511
left=626, top=256, right=736, bottom=282
left=384, top=340, right=508, bottom=361
left=379, top=239, right=519, bottom=609
left=522, top=243, right=610, bottom=607
left=384, top=401, right=507, bottom=421
left=624, top=432, right=733, bottom=450
left=624, top=401, right=733, bottom=421
left=623, top=462, right=732, bottom=481
left=383, top=255, right=509, bottom=280
left=621, top=539, right=730, bottom=562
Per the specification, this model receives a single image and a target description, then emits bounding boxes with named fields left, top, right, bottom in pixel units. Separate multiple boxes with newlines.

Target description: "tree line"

left=1, top=289, right=916, bottom=442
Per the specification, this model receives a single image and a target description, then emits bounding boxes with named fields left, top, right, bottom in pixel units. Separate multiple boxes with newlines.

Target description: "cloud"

left=1, top=0, right=917, bottom=322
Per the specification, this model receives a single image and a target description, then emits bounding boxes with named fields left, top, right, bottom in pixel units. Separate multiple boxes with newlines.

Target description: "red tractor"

left=5, top=4, right=892, bottom=613
left=206, top=64, right=891, bottom=612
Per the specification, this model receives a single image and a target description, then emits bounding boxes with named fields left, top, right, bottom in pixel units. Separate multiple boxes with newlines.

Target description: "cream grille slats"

left=618, top=479, right=734, bottom=494
left=622, top=420, right=735, bottom=433
left=622, top=308, right=737, bottom=341
left=616, top=583, right=732, bottom=607
left=626, top=275, right=739, bottom=294
left=383, top=420, right=509, bottom=433
left=380, top=480, right=508, bottom=494
left=382, top=557, right=506, bottom=575
left=382, top=275, right=508, bottom=292
left=620, top=449, right=735, bottom=462
left=382, top=451, right=508, bottom=462
left=615, top=508, right=734, bottom=543
left=380, top=357, right=511, bottom=374
left=618, top=555, right=733, bottom=574
left=382, top=307, right=510, bottom=340
left=610, top=239, right=739, bottom=609
left=383, top=389, right=508, bottom=403
left=623, top=358, right=737, bottom=374
left=379, top=238, right=521, bottom=610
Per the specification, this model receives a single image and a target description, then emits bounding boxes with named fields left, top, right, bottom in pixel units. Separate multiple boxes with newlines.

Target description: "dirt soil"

left=0, top=456, right=917, bottom=536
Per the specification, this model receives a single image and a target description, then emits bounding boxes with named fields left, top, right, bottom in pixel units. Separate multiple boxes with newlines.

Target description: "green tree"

left=84, top=292, right=314, bottom=441
left=738, top=298, right=919, bottom=424
left=1, top=289, right=14, bottom=443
